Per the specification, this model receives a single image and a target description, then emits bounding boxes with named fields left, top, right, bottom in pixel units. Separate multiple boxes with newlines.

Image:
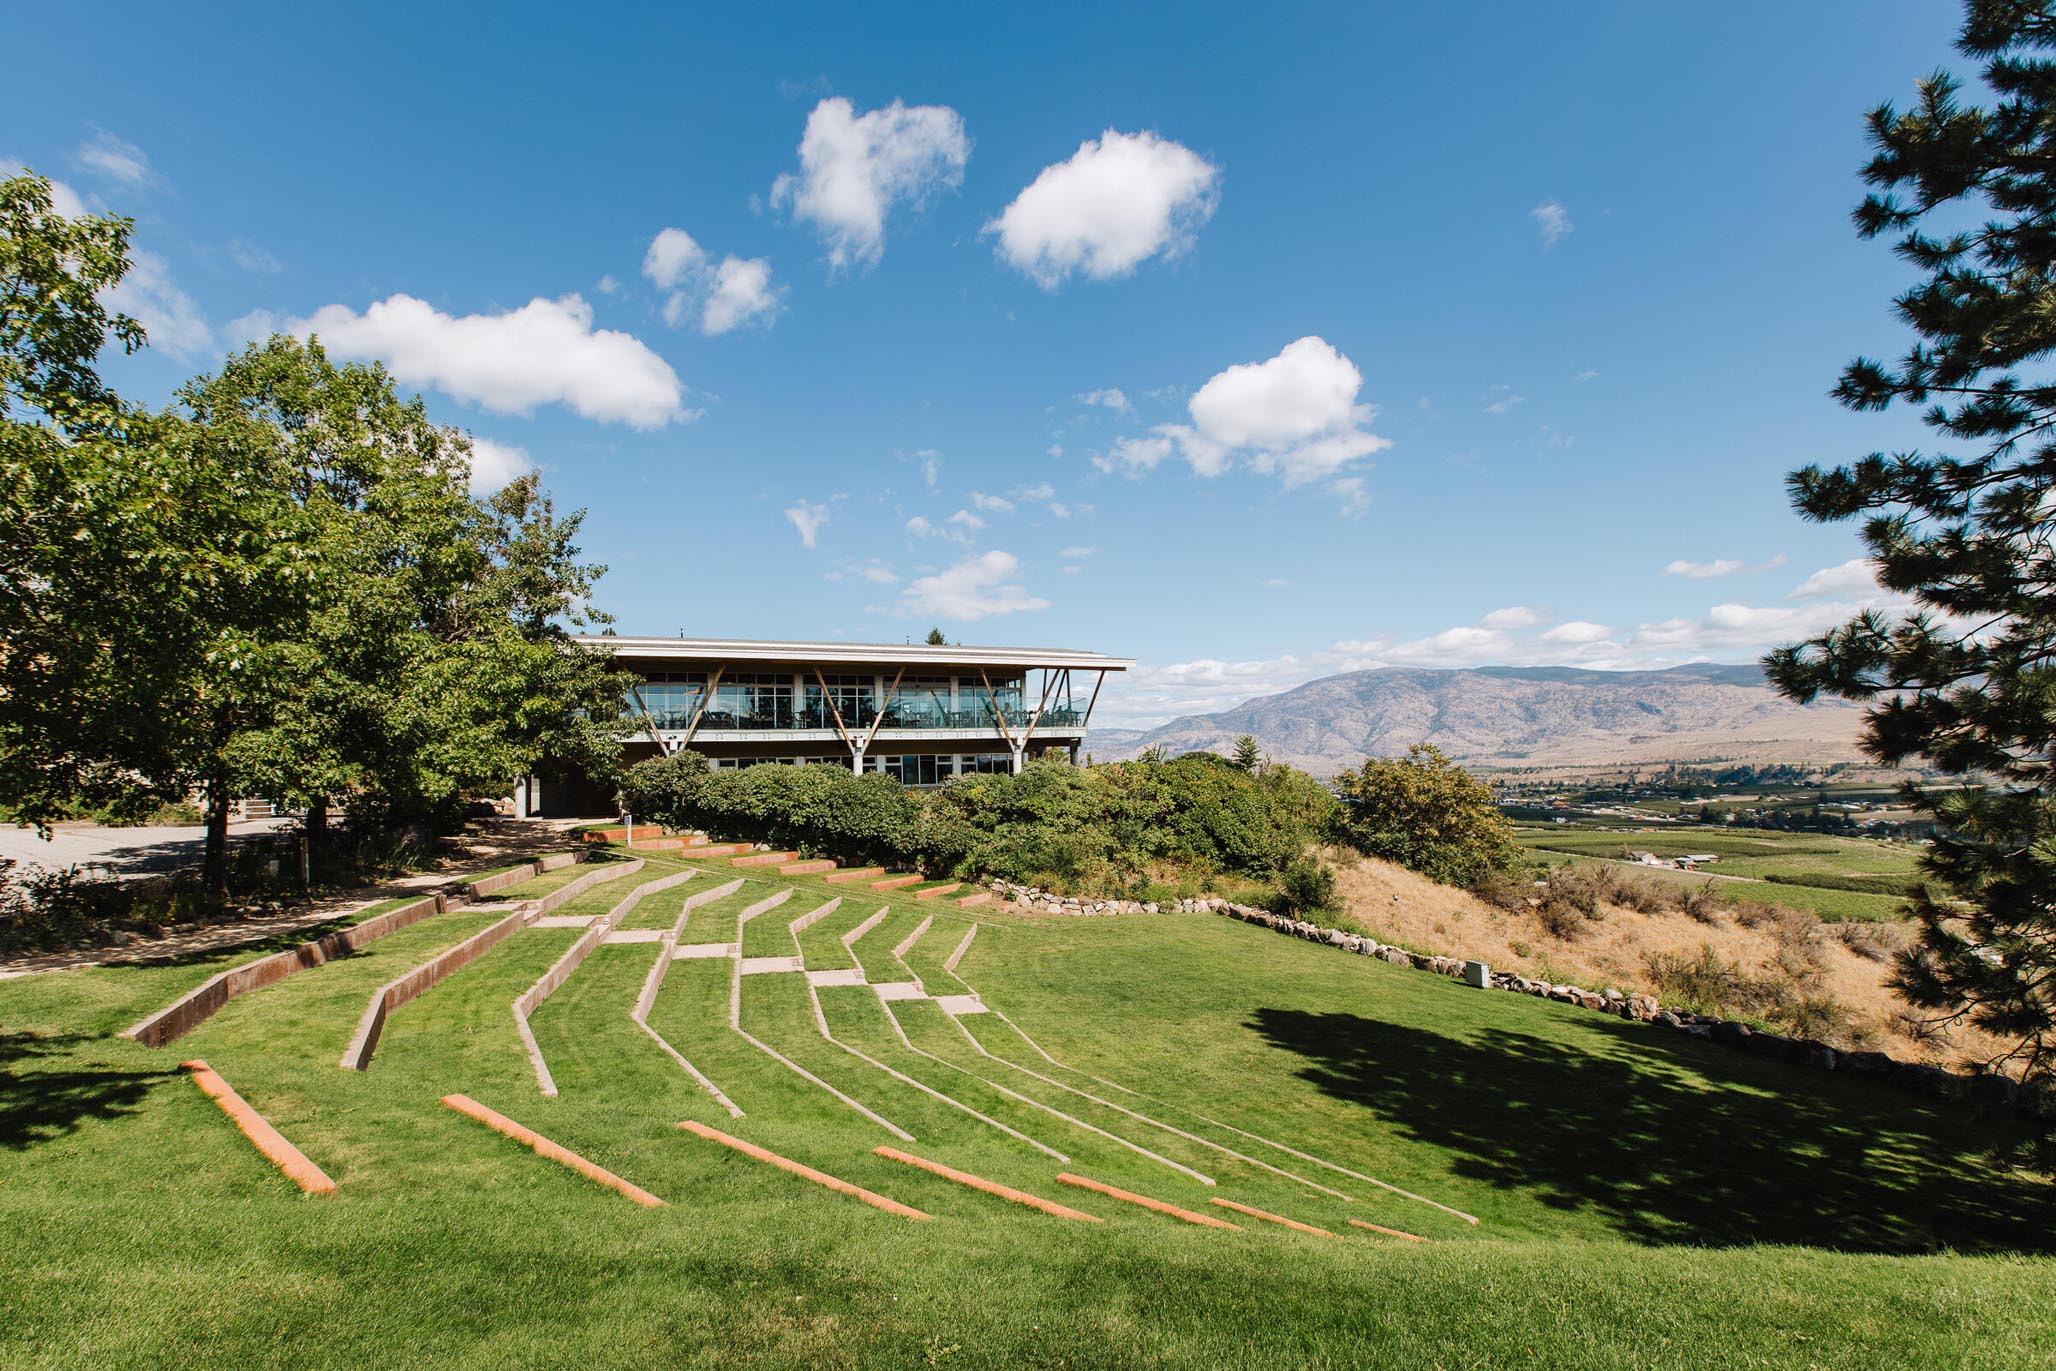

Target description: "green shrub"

left=1333, top=745, right=1523, bottom=887
left=1273, top=855, right=1337, bottom=916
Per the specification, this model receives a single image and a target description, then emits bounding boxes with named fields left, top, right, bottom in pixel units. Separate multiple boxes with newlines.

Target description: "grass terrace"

left=2, top=844, right=2051, bottom=1368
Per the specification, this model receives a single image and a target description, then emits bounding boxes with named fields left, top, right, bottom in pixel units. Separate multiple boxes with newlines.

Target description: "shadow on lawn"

left=0, top=1031, right=175, bottom=1150
left=1247, top=1006, right=2056, bottom=1254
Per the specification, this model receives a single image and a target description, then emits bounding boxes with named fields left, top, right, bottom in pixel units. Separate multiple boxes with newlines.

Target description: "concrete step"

left=913, top=882, right=963, bottom=901
left=731, top=851, right=798, bottom=867
left=780, top=859, right=838, bottom=875
left=870, top=874, right=923, bottom=891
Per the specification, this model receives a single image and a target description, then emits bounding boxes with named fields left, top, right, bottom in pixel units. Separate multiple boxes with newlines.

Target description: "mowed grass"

left=2, top=856, right=2054, bottom=1369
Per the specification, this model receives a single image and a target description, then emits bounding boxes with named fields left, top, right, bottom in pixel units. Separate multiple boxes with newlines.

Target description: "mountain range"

left=1089, top=663, right=1867, bottom=775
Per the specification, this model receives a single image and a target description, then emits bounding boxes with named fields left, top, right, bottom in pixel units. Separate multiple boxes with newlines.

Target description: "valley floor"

left=2, top=850, right=2051, bottom=1368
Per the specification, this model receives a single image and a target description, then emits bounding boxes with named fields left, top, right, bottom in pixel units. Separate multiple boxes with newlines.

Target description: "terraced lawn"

left=2, top=855, right=2052, bottom=1368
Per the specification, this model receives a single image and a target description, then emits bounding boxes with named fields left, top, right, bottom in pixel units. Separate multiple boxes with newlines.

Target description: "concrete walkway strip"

left=678, top=1120, right=928, bottom=1219
left=806, top=967, right=867, bottom=988
left=874, top=1146, right=1099, bottom=1221
left=1055, top=1173, right=1237, bottom=1229
left=674, top=942, right=738, bottom=960
left=183, top=1059, right=336, bottom=1196
left=1348, top=1218, right=1427, bottom=1242
left=739, top=955, right=804, bottom=975
left=442, top=1093, right=666, bottom=1207
left=913, top=882, right=962, bottom=901
left=531, top=915, right=595, bottom=929
left=933, top=994, right=986, bottom=1016
left=1213, top=1197, right=1339, bottom=1238
left=872, top=981, right=926, bottom=1002
left=604, top=929, right=665, bottom=944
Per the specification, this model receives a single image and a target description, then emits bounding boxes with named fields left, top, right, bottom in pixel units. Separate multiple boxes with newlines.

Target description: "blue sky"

left=4, top=2, right=1961, bottom=726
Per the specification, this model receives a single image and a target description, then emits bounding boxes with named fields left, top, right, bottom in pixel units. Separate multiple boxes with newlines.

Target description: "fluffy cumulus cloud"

left=1077, top=387, right=1130, bottom=412
left=293, top=293, right=689, bottom=428
left=465, top=436, right=531, bottom=496
left=898, top=550, right=1050, bottom=621
left=771, top=97, right=969, bottom=271
left=987, top=130, right=1219, bottom=288
left=1100, top=337, right=1389, bottom=502
left=643, top=228, right=781, bottom=336
left=1531, top=199, right=1572, bottom=247
left=785, top=499, right=830, bottom=548
left=702, top=256, right=779, bottom=334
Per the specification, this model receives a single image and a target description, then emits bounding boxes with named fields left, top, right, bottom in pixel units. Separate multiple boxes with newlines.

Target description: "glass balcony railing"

left=630, top=703, right=1087, bottom=733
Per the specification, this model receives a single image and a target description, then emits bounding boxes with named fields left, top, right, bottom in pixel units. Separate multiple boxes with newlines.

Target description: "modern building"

left=517, top=635, right=1132, bottom=815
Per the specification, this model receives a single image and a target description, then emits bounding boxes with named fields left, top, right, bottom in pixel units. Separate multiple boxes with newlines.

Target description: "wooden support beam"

left=681, top=665, right=723, bottom=747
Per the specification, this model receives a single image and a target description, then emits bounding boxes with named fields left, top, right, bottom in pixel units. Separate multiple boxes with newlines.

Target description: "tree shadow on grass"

left=0, top=1031, right=176, bottom=1150
left=1247, top=1007, right=2056, bottom=1254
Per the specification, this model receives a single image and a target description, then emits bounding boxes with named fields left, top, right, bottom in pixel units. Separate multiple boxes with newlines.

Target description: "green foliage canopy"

left=1332, top=745, right=1523, bottom=887
left=1765, top=1, right=2056, bottom=1097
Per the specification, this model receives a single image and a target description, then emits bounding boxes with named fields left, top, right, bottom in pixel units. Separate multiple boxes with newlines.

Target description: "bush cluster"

left=620, top=750, right=1341, bottom=895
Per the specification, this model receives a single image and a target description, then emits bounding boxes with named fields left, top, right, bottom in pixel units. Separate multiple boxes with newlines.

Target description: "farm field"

left=2, top=848, right=2051, bottom=1368
left=1516, top=827, right=1924, bottom=921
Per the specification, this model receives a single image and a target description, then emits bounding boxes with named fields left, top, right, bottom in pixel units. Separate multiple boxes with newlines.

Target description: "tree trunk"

left=307, top=795, right=328, bottom=850
left=202, top=778, right=231, bottom=907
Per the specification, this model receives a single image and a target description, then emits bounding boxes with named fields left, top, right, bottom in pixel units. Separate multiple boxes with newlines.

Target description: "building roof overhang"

left=574, top=635, right=1132, bottom=673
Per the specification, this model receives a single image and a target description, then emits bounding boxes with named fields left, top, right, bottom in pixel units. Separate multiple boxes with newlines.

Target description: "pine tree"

left=1766, top=0, right=2056, bottom=1117
left=1231, top=734, right=1262, bottom=772
left=925, top=627, right=947, bottom=646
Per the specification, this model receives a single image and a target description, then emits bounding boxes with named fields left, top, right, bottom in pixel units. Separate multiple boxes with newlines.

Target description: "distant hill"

left=1089, top=663, right=1867, bottom=775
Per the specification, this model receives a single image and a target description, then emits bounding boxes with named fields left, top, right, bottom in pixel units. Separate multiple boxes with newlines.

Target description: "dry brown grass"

left=1323, top=847, right=2005, bottom=1068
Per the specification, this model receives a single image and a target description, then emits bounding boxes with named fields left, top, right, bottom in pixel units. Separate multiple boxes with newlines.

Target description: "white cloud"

left=702, top=256, right=779, bottom=334
left=947, top=508, right=984, bottom=531
left=229, top=239, right=282, bottom=274
left=596, top=274, right=621, bottom=296
left=969, top=491, right=1014, bottom=512
left=75, top=130, right=151, bottom=186
left=1485, top=388, right=1525, bottom=415
left=1331, top=475, right=1370, bottom=516
left=1481, top=605, right=1550, bottom=630
left=1666, top=557, right=1745, bottom=580
left=1014, top=481, right=1055, bottom=501
left=293, top=293, right=689, bottom=428
left=1541, top=620, right=1613, bottom=645
left=851, top=559, right=899, bottom=584
left=771, top=96, right=970, bottom=271
left=1263, top=577, right=1288, bottom=588
left=785, top=500, right=830, bottom=548
left=1789, top=558, right=1879, bottom=600
left=643, top=227, right=705, bottom=289
left=909, top=448, right=943, bottom=488
left=905, top=515, right=934, bottom=537
left=1060, top=546, right=1095, bottom=559
left=898, top=550, right=1050, bottom=621
left=642, top=228, right=780, bottom=336
left=1531, top=200, right=1573, bottom=247
left=988, top=130, right=1219, bottom=288
left=109, top=249, right=211, bottom=359
left=1113, top=336, right=1389, bottom=491
left=1574, top=369, right=1599, bottom=382
left=1077, top=387, right=1130, bottom=412
left=465, top=436, right=530, bottom=496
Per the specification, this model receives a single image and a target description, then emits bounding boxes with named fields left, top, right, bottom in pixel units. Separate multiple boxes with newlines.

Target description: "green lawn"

left=2, top=855, right=2052, bottom=1368
left=1518, top=828, right=1924, bottom=921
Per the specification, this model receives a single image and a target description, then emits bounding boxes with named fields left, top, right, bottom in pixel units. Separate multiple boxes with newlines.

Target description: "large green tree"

left=0, top=172, right=630, bottom=901
left=1332, top=745, right=1522, bottom=887
left=0, top=173, right=201, bottom=827
left=1765, top=0, right=2056, bottom=1101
